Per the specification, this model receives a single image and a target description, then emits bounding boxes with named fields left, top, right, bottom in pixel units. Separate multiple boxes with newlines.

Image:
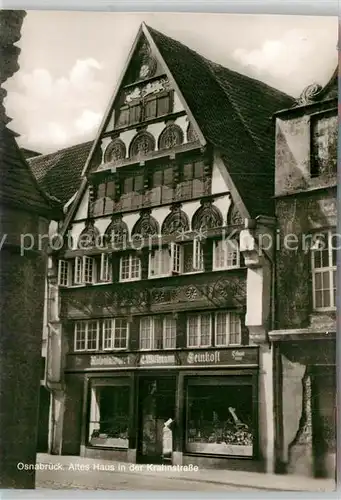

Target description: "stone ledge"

left=269, top=328, right=335, bottom=342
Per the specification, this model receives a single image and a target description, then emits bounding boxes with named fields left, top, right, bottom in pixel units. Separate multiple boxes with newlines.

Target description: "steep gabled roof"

left=29, top=141, right=93, bottom=206
left=146, top=25, right=295, bottom=217
left=0, top=126, right=60, bottom=217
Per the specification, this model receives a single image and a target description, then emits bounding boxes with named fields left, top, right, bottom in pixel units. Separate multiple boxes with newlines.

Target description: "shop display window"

left=88, top=384, right=129, bottom=448
left=186, top=381, right=254, bottom=457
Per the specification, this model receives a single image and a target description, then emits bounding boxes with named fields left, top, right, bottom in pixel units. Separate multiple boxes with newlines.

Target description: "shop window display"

left=186, top=383, right=254, bottom=457
left=89, top=385, right=129, bottom=448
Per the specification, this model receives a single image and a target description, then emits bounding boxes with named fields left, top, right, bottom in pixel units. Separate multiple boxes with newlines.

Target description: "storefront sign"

left=186, top=351, right=221, bottom=364
left=90, top=355, right=129, bottom=367
left=66, top=347, right=258, bottom=371
left=139, top=354, right=176, bottom=366
left=180, top=348, right=255, bottom=367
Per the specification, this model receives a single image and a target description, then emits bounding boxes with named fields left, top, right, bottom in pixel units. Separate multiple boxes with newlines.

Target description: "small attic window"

left=310, top=110, right=337, bottom=178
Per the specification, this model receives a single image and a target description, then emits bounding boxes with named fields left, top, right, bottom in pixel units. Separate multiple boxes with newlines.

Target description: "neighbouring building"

left=28, top=141, right=92, bottom=453
left=21, top=148, right=41, bottom=160
left=269, top=70, right=337, bottom=479
left=0, top=10, right=61, bottom=488
left=39, top=23, right=296, bottom=472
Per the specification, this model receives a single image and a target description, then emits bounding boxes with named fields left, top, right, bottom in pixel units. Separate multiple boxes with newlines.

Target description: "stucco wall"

left=0, top=223, right=48, bottom=487
left=275, top=103, right=337, bottom=198
left=275, top=188, right=336, bottom=330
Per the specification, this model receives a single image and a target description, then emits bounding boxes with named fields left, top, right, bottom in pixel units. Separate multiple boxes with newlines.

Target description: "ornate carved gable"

left=192, top=201, right=223, bottom=231
left=122, top=34, right=160, bottom=86
left=162, top=204, right=189, bottom=235
left=296, top=69, right=338, bottom=106
left=78, top=220, right=100, bottom=248
left=132, top=210, right=159, bottom=237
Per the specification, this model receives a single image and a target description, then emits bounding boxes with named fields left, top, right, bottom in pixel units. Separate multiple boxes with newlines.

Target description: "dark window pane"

left=129, top=105, right=141, bottom=125
left=157, top=95, right=170, bottom=116
left=134, top=174, right=144, bottom=192
left=106, top=181, right=116, bottom=199
left=97, top=183, right=106, bottom=198
left=183, top=163, right=193, bottom=181
left=186, top=384, right=253, bottom=456
left=194, top=161, right=205, bottom=178
left=152, top=170, right=163, bottom=188
left=145, top=99, right=157, bottom=119
left=116, top=108, right=129, bottom=128
left=314, top=251, right=322, bottom=269
left=123, top=177, right=133, bottom=194
left=321, top=249, right=329, bottom=267
left=164, top=167, right=174, bottom=185
left=89, top=386, right=129, bottom=448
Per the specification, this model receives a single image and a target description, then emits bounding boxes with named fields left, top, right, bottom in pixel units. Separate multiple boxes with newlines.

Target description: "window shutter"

left=100, top=253, right=110, bottom=282
left=140, top=249, right=149, bottom=280
left=192, top=238, right=202, bottom=271
left=203, top=240, right=213, bottom=272
left=129, top=317, right=139, bottom=350
left=170, top=242, right=180, bottom=274
left=111, top=252, right=120, bottom=282
left=74, top=256, right=83, bottom=284
left=176, top=313, right=186, bottom=348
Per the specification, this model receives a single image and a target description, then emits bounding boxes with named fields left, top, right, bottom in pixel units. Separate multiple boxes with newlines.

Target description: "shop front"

left=63, top=346, right=260, bottom=469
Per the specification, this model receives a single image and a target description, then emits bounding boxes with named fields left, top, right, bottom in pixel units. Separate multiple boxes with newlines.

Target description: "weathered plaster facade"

left=270, top=76, right=337, bottom=480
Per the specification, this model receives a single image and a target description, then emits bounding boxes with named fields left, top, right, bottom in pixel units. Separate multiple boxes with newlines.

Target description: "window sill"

left=313, top=307, right=336, bottom=313
left=212, top=266, right=241, bottom=272
left=102, top=348, right=129, bottom=352
left=86, top=444, right=128, bottom=451
left=184, top=451, right=254, bottom=460
left=119, top=278, right=142, bottom=283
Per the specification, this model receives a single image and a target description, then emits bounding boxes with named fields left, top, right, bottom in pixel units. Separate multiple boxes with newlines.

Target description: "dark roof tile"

left=0, top=127, right=59, bottom=216
left=147, top=25, right=295, bottom=217
left=29, top=141, right=93, bottom=205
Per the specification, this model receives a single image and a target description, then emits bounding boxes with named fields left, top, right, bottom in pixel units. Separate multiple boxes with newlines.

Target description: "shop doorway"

left=137, top=375, right=176, bottom=464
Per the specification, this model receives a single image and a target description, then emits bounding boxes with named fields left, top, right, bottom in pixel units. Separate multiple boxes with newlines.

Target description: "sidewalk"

left=37, top=453, right=336, bottom=492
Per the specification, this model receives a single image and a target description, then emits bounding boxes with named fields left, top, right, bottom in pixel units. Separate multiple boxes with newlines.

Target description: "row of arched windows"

left=78, top=202, right=242, bottom=248
left=104, top=122, right=198, bottom=164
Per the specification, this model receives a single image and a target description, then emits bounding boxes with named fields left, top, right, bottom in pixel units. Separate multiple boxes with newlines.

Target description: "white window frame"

left=212, top=238, right=240, bottom=271
left=74, top=320, right=99, bottom=352
left=162, top=315, right=177, bottom=350
left=82, top=256, right=95, bottom=284
left=139, top=315, right=176, bottom=350
left=215, top=312, right=241, bottom=347
left=311, top=229, right=336, bottom=311
left=186, top=313, right=212, bottom=348
left=170, top=242, right=181, bottom=275
left=139, top=316, right=154, bottom=350
left=102, top=318, right=129, bottom=350
left=74, top=256, right=83, bottom=285
left=100, top=253, right=111, bottom=282
left=119, top=254, right=141, bottom=282
left=148, top=247, right=173, bottom=278
left=181, top=238, right=204, bottom=274
left=58, top=259, right=70, bottom=287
